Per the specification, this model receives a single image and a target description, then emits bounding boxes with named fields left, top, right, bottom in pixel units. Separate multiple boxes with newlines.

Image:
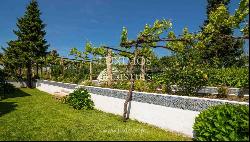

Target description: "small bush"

left=80, top=80, right=95, bottom=86
left=134, top=80, right=149, bottom=92
left=111, top=80, right=130, bottom=90
left=217, top=86, right=229, bottom=98
left=193, top=104, right=249, bottom=141
left=66, top=88, right=94, bottom=110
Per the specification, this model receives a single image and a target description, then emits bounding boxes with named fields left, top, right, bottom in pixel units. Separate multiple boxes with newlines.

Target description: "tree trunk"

left=123, top=47, right=138, bottom=121
left=40, top=63, right=43, bottom=78
left=36, top=63, right=39, bottom=79
left=26, top=60, right=32, bottom=88
left=18, top=66, right=22, bottom=77
left=106, top=49, right=112, bottom=86
left=89, top=62, right=92, bottom=81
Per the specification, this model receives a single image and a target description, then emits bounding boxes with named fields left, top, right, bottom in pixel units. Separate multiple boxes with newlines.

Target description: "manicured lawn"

left=0, top=88, right=191, bottom=141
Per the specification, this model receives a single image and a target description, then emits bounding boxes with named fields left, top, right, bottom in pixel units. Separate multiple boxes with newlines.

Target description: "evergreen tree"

left=0, top=52, right=2, bottom=63
left=201, top=0, right=244, bottom=67
left=2, top=41, right=24, bottom=78
left=5, top=0, right=49, bottom=87
left=203, top=0, right=230, bottom=26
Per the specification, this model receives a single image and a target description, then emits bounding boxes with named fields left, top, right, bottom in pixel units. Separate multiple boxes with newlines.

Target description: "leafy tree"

left=119, top=0, right=248, bottom=97
left=3, top=0, right=48, bottom=87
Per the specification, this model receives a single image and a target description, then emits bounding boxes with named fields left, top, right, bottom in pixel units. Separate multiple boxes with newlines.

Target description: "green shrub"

left=207, top=67, right=249, bottom=88
left=193, top=104, right=249, bottom=141
left=80, top=80, right=95, bottom=86
left=111, top=80, right=130, bottom=90
left=217, top=86, right=229, bottom=98
left=134, top=80, right=149, bottom=92
left=175, top=67, right=208, bottom=96
left=66, top=88, right=94, bottom=110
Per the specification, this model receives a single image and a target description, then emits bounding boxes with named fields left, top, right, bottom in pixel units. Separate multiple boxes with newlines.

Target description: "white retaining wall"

left=36, top=81, right=248, bottom=137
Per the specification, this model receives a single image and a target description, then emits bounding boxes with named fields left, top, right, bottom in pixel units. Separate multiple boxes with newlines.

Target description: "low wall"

left=36, top=80, right=249, bottom=137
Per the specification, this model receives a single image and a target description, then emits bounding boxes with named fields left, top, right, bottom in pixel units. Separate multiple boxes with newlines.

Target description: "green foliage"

left=193, top=104, right=249, bottom=141
left=198, top=0, right=249, bottom=67
left=206, top=67, right=249, bottom=88
left=0, top=69, right=5, bottom=98
left=109, top=80, right=131, bottom=90
left=152, top=48, right=208, bottom=96
left=134, top=80, right=149, bottom=92
left=120, top=19, right=172, bottom=49
left=2, top=0, right=49, bottom=86
left=0, top=69, right=16, bottom=99
left=66, top=88, right=94, bottom=110
left=134, top=80, right=160, bottom=93
left=175, top=67, right=208, bottom=96
left=217, top=86, right=229, bottom=98
left=202, top=0, right=230, bottom=29
left=70, top=41, right=108, bottom=61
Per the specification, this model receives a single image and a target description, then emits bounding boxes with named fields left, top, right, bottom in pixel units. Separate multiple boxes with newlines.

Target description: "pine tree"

left=201, top=0, right=244, bottom=67
left=5, top=0, right=48, bottom=87
left=0, top=52, right=2, bottom=63
left=203, top=0, right=230, bottom=26
left=2, top=41, right=24, bottom=77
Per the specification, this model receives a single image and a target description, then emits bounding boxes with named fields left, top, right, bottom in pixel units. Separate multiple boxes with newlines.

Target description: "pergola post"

left=89, top=61, right=92, bottom=82
left=106, top=49, right=112, bottom=86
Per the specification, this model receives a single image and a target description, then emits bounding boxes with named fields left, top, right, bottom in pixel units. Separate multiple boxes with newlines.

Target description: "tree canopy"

left=2, top=0, right=49, bottom=87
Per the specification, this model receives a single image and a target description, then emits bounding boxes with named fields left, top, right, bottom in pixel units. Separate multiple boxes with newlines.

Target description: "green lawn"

left=0, top=88, right=191, bottom=141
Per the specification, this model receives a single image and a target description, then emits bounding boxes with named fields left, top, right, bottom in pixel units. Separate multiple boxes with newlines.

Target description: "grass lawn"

left=0, top=88, right=191, bottom=141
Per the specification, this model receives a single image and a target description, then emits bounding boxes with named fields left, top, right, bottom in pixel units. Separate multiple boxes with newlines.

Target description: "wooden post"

left=140, top=57, right=145, bottom=80
left=89, top=61, right=92, bottom=82
left=106, top=49, right=112, bottom=86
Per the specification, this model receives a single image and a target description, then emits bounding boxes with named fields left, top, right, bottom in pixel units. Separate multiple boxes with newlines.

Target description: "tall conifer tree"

left=201, top=0, right=244, bottom=67
left=5, top=0, right=48, bottom=87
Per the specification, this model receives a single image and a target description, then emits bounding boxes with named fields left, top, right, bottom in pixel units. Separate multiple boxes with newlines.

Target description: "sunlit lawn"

left=0, top=88, right=191, bottom=141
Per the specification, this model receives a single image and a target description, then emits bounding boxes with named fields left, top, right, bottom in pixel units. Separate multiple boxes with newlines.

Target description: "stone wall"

left=37, top=80, right=248, bottom=112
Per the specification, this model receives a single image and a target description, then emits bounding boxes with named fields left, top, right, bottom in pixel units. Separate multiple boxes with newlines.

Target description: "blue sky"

left=0, top=0, right=248, bottom=58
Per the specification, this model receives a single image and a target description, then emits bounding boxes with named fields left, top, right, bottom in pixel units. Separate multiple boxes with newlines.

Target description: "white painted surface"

left=91, top=93, right=199, bottom=136
left=36, top=81, right=248, bottom=137
left=36, top=81, right=200, bottom=137
left=36, top=82, right=74, bottom=94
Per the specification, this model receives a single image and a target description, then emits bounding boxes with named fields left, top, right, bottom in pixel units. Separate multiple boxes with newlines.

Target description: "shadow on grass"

left=0, top=102, right=17, bottom=117
left=1, top=87, right=31, bottom=100
left=0, top=89, right=32, bottom=116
